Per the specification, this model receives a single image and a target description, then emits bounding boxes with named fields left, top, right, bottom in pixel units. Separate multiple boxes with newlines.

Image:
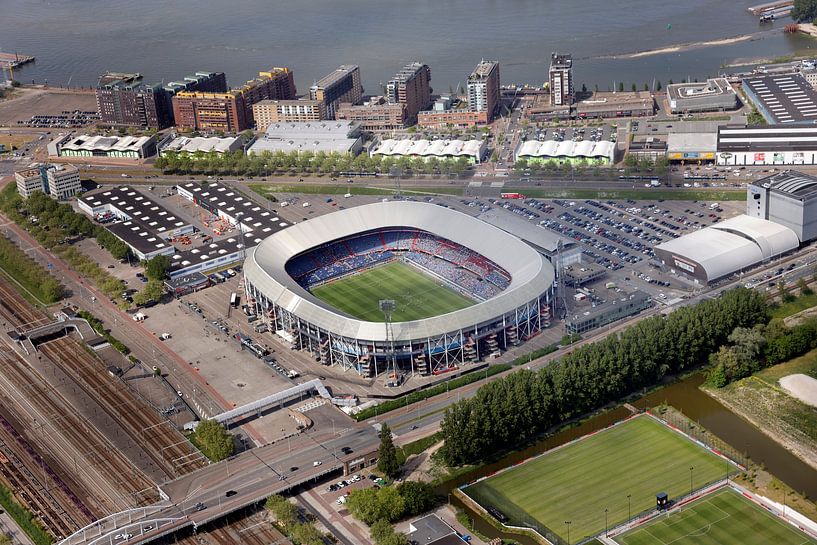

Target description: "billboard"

left=672, top=257, right=696, bottom=274
left=668, top=152, right=715, bottom=160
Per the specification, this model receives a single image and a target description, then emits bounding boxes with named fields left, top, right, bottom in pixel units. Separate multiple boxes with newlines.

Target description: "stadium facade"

left=243, top=202, right=555, bottom=376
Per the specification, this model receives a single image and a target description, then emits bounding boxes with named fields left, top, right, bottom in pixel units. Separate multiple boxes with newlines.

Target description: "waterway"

left=439, top=373, right=817, bottom=545
left=1, top=0, right=816, bottom=95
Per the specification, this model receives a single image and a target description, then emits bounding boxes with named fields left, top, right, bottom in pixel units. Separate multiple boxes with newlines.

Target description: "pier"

left=747, top=0, right=793, bottom=17
left=0, top=51, right=35, bottom=70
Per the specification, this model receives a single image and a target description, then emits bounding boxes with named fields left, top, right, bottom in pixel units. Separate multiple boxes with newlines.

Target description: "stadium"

left=243, top=201, right=555, bottom=377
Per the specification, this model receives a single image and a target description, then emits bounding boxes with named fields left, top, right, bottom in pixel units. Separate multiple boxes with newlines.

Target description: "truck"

left=650, top=179, right=660, bottom=187
left=132, top=312, right=146, bottom=322
left=709, top=202, right=719, bottom=210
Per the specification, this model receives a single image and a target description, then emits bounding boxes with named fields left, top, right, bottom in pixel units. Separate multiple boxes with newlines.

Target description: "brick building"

left=310, top=65, right=363, bottom=119
left=252, top=99, right=326, bottom=130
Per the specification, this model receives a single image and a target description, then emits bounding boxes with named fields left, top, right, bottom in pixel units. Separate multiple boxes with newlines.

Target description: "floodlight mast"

left=379, top=299, right=397, bottom=380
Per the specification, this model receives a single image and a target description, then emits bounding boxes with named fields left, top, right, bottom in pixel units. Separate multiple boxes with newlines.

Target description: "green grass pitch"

left=465, top=415, right=731, bottom=544
left=310, top=260, right=474, bottom=322
left=616, top=487, right=817, bottom=545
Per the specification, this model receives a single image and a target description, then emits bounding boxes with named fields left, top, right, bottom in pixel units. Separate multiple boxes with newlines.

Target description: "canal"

left=438, top=373, right=817, bottom=544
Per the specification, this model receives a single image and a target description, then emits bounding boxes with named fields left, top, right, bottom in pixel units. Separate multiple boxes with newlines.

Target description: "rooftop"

left=717, top=125, right=817, bottom=152
left=576, top=91, right=654, bottom=113
left=757, top=170, right=817, bottom=200
left=80, top=185, right=189, bottom=237
left=469, top=60, right=499, bottom=80
left=742, top=73, right=817, bottom=124
left=667, top=132, right=718, bottom=153
left=59, top=134, right=154, bottom=153
left=406, top=515, right=458, bottom=545
left=666, top=78, right=734, bottom=100
left=312, top=65, right=359, bottom=90
left=389, top=62, right=428, bottom=83
left=161, top=135, right=243, bottom=154
left=97, top=72, right=143, bottom=89
left=550, top=52, right=572, bottom=69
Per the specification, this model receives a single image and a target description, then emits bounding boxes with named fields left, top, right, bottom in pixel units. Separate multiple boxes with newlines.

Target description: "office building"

left=747, top=170, right=817, bottom=243
left=467, top=60, right=500, bottom=121
left=15, top=163, right=81, bottom=200
left=549, top=53, right=573, bottom=107
left=576, top=91, right=655, bottom=118
left=309, top=65, right=363, bottom=119
left=172, top=68, right=296, bottom=133
left=386, top=62, right=431, bottom=124
left=666, top=78, right=738, bottom=114
left=252, top=99, right=326, bottom=130
left=51, top=134, right=157, bottom=159
left=336, top=97, right=407, bottom=131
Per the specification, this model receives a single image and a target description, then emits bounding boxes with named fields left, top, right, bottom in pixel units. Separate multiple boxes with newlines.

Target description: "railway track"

left=169, top=509, right=291, bottom=545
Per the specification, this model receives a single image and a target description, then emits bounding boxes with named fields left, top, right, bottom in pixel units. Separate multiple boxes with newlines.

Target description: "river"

left=1, top=1, right=815, bottom=94
left=438, top=373, right=817, bottom=545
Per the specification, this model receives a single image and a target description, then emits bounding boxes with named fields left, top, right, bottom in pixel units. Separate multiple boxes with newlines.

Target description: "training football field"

left=310, top=260, right=474, bottom=322
left=464, top=415, right=731, bottom=544
left=616, top=487, right=817, bottom=545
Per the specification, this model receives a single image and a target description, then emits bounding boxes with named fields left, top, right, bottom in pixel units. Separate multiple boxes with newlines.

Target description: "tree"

left=192, top=419, right=234, bottom=462
left=377, top=423, right=401, bottom=479
left=133, top=279, right=164, bottom=306
left=618, top=82, right=624, bottom=92
left=346, top=486, right=406, bottom=524
left=290, top=523, right=325, bottom=545
left=644, top=83, right=650, bottom=91
left=370, top=520, right=409, bottom=545
left=265, top=494, right=298, bottom=527
left=144, top=254, right=172, bottom=281
left=396, top=481, right=436, bottom=516
left=631, top=83, right=637, bottom=92
left=797, top=277, right=814, bottom=296
left=0, top=534, right=10, bottom=545
left=656, top=80, right=663, bottom=91
left=792, top=0, right=817, bottom=22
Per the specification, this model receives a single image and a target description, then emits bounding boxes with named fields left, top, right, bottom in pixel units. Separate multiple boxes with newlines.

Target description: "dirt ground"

left=0, top=86, right=97, bottom=126
left=779, top=373, right=817, bottom=408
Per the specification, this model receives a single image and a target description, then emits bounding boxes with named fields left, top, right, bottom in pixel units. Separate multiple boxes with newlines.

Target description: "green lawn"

left=464, top=415, right=731, bottom=544
left=616, top=488, right=817, bottom=545
left=310, top=260, right=474, bottom=322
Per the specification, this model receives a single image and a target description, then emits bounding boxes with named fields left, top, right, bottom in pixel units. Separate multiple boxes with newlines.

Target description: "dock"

left=0, top=52, right=35, bottom=70
left=747, top=0, right=793, bottom=15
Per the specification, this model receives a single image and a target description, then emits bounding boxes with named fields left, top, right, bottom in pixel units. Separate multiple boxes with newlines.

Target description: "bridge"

left=212, top=378, right=332, bottom=426
left=59, top=425, right=378, bottom=545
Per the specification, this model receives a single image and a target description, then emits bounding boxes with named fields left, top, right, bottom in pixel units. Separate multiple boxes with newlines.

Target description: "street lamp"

left=689, top=466, right=694, bottom=496
left=627, top=494, right=631, bottom=521
left=604, top=508, right=608, bottom=538
left=564, top=521, right=571, bottom=545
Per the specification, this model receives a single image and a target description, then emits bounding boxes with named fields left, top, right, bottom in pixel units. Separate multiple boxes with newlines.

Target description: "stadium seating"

left=285, top=229, right=511, bottom=300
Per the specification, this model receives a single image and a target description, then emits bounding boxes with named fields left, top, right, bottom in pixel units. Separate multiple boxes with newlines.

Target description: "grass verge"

left=0, top=482, right=53, bottom=545
left=247, top=183, right=463, bottom=197
left=504, top=188, right=746, bottom=201
left=770, top=292, right=817, bottom=319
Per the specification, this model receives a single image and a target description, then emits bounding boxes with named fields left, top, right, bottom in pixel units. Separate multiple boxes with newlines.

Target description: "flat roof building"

left=51, top=134, right=157, bottom=159
left=717, top=125, right=817, bottom=166
left=309, top=65, right=363, bottom=119
left=252, top=99, right=326, bottom=131
left=336, top=97, right=407, bottom=131
left=742, top=73, right=817, bottom=124
left=654, top=214, right=799, bottom=284
left=747, top=170, right=817, bottom=243
left=666, top=132, right=718, bottom=163
left=386, top=62, right=431, bottom=125
left=667, top=78, right=738, bottom=113
left=467, top=60, right=500, bottom=121
left=247, top=120, right=364, bottom=156
left=566, top=290, right=651, bottom=334
left=549, top=53, right=573, bottom=107
left=576, top=91, right=655, bottom=118
left=406, top=515, right=460, bottom=545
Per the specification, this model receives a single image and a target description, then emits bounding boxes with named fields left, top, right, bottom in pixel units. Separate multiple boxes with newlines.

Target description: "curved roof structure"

left=244, top=201, right=554, bottom=342
left=654, top=214, right=799, bottom=281
left=515, top=139, right=615, bottom=161
left=372, top=139, right=486, bottom=161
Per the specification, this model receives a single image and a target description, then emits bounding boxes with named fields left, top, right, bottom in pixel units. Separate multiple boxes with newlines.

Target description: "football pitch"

left=310, top=260, right=474, bottom=322
left=464, top=415, right=731, bottom=544
left=616, top=488, right=817, bottom=545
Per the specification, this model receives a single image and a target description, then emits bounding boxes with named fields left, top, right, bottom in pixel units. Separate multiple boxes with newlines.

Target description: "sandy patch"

left=780, top=373, right=817, bottom=408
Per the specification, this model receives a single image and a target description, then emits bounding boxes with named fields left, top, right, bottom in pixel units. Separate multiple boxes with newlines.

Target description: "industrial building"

left=247, top=120, right=364, bottom=156
left=371, top=139, right=487, bottom=163
left=666, top=132, right=718, bottom=163
left=78, top=186, right=193, bottom=260
left=628, top=136, right=667, bottom=161
left=575, top=91, right=655, bottom=118
left=49, top=134, right=157, bottom=159
left=742, top=73, right=817, bottom=124
left=549, top=53, right=573, bottom=107
left=653, top=214, right=799, bottom=284
left=666, top=78, right=738, bottom=113
left=716, top=125, right=817, bottom=166
left=514, top=139, right=616, bottom=165
left=309, top=65, right=363, bottom=119
left=467, top=60, right=501, bottom=121
left=747, top=170, right=817, bottom=243
left=14, top=163, right=81, bottom=200
left=158, top=135, right=244, bottom=155
left=252, top=99, right=326, bottom=130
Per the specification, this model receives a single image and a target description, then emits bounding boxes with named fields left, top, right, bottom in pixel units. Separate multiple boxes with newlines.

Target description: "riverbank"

left=594, top=30, right=771, bottom=60
left=702, top=349, right=817, bottom=472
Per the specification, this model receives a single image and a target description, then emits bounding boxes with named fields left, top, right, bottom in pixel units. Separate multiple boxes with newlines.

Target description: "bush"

left=191, top=419, right=234, bottom=462
left=0, top=483, right=52, bottom=545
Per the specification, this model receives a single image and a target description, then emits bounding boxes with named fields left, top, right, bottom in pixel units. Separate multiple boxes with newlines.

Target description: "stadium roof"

left=476, top=209, right=572, bottom=254
left=655, top=214, right=798, bottom=281
left=244, top=201, right=554, bottom=342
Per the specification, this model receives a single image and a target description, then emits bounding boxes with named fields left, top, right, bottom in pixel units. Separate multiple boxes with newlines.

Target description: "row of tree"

left=439, top=287, right=769, bottom=466
left=346, top=481, right=437, bottom=525
left=154, top=150, right=472, bottom=177
left=0, top=233, right=63, bottom=303
left=265, top=494, right=328, bottom=545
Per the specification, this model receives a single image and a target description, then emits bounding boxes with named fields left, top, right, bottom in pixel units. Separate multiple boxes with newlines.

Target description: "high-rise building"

left=549, top=53, right=573, bottom=107
left=310, top=65, right=363, bottom=119
left=252, top=99, right=326, bottom=130
left=172, top=68, right=297, bottom=132
left=467, top=60, right=500, bottom=120
left=164, top=71, right=228, bottom=95
left=15, top=163, right=81, bottom=200
left=386, top=62, right=431, bottom=125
